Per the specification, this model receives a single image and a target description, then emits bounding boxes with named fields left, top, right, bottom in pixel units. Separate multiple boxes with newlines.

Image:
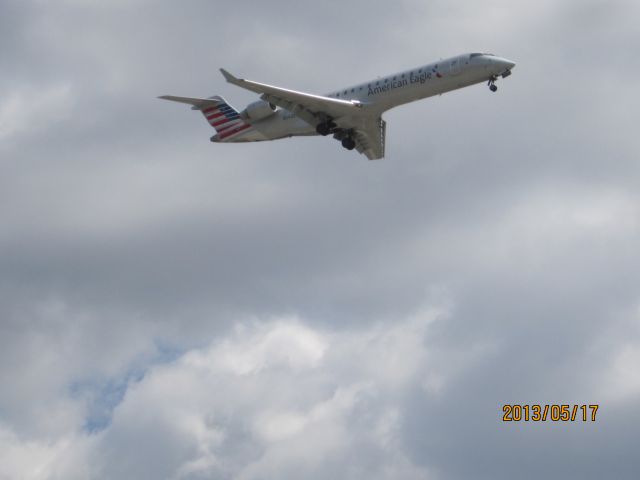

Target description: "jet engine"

left=240, top=100, right=277, bottom=122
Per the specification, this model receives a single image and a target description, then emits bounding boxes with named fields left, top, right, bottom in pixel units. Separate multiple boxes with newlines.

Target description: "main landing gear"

left=315, top=120, right=336, bottom=136
left=341, top=136, right=356, bottom=150
left=316, top=120, right=356, bottom=151
left=333, top=127, right=355, bottom=150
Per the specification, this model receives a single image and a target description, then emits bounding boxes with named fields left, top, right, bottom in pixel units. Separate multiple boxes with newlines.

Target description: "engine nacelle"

left=240, top=100, right=277, bottom=122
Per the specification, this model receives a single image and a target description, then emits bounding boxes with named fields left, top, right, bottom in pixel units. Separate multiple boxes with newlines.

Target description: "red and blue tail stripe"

left=201, top=99, right=251, bottom=140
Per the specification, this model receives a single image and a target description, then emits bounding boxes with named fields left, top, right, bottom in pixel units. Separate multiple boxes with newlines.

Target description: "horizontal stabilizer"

left=159, top=94, right=252, bottom=141
left=158, top=95, right=226, bottom=110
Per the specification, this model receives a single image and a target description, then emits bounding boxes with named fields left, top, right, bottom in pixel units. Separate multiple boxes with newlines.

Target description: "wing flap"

left=352, top=118, right=386, bottom=160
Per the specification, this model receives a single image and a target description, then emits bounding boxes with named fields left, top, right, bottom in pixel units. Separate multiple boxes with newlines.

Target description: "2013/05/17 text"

left=502, top=404, right=599, bottom=422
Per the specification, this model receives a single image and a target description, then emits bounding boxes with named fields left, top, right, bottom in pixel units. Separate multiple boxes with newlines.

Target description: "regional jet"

left=159, top=53, right=515, bottom=160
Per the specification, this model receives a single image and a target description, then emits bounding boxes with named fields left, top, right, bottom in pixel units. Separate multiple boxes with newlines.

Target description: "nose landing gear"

left=488, top=76, right=498, bottom=92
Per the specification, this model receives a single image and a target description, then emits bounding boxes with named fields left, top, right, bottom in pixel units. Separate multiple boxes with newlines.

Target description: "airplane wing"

left=220, top=69, right=364, bottom=120
left=220, top=69, right=386, bottom=160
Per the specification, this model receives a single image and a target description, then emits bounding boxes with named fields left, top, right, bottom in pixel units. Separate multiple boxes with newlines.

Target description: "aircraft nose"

left=491, top=57, right=515, bottom=77
left=501, top=58, right=516, bottom=70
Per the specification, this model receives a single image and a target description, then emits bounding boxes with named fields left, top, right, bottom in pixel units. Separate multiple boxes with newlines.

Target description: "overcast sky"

left=1, top=0, right=640, bottom=479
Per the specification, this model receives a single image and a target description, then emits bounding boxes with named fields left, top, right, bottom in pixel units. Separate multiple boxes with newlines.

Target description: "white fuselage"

left=237, top=53, right=515, bottom=142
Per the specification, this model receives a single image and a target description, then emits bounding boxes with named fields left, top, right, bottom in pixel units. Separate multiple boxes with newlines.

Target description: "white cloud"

left=607, top=344, right=640, bottom=400
left=599, top=306, right=640, bottom=402
left=0, top=297, right=158, bottom=439
left=0, top=426, right=94, bottom=480
left=2, top=310, right=460, bottom=479
left=183, top=320, right=328, bottom=375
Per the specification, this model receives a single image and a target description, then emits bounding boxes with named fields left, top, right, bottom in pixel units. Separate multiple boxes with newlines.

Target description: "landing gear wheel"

left=316, top=122, right=330, bottom=136
left=316, top=120, right=338, bottom=136
left=488, top=76, right=498, bottom=92
left=332, top=129, right=347, bottom=141
left=341, top=137, right=356, bottom=150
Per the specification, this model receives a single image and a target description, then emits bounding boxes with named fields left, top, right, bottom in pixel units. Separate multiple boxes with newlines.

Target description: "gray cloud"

left=1, top=0, right=640, bottom=478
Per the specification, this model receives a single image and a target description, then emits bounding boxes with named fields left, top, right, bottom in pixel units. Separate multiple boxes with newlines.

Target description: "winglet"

left=220, top=68, right=241, bottom=85
left=219, top=68, right=266, bottom=96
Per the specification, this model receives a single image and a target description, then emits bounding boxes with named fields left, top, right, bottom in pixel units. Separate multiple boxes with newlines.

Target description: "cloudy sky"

left=2, top=0, right=640, bottom=478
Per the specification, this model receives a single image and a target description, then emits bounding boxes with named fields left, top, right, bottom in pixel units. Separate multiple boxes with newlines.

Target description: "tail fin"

left=199, top=96, right=252, bottom=140
left=158, top=95, right=251, bottom=141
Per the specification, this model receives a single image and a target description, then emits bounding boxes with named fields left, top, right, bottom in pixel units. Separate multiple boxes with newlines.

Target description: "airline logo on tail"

left=201, top=99, right=251, bottom=140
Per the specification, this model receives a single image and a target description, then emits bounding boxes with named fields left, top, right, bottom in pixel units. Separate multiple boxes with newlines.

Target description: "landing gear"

left=315, top=120, right=337, bottom=136
left=488, top=76, right=498, bottom=92
left=315, top=123, right=330, bottom=136
left=318, top=121, right=356, bottom=151
left=332, top=129, right=347, bottom=141
left=341, top=136, right=356, bottom=150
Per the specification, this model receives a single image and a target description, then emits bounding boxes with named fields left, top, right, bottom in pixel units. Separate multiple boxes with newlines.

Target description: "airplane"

left=159, top=53, right=515, bottom=160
